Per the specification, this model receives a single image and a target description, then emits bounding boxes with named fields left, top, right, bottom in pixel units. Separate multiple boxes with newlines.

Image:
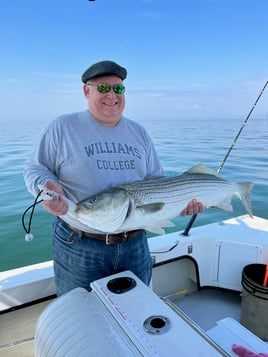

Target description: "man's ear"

left=83, top=83, right=90, bottom=98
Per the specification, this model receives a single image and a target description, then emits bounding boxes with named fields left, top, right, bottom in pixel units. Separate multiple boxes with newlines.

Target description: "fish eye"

left=89, top=196, right=97, bottom=204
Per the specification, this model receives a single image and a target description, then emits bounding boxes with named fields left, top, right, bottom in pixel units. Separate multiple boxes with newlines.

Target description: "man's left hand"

left=180, top=199, right=204, bottom=216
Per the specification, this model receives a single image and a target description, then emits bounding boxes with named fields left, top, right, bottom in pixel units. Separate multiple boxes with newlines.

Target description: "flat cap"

left=81, top=60, right=127, bottom=83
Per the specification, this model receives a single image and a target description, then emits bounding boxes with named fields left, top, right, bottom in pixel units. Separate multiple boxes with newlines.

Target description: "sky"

left=0, top=0, right=268, bottom=122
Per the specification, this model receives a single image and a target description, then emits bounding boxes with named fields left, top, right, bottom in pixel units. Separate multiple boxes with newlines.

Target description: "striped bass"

left=71, top=164, right=253, bottom=234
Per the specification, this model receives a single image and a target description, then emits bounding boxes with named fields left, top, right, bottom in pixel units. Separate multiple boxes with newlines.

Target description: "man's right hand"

left=41, top=180, right=69, bottom=216
left=232, top=344, right=268, bottom=357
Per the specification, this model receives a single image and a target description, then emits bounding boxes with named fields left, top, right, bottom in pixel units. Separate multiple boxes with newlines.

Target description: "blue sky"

left=0, top=0, right=267, bottom=122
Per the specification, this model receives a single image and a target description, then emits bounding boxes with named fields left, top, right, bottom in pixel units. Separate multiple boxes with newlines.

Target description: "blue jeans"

left=52, top=218, right=152, bottom=296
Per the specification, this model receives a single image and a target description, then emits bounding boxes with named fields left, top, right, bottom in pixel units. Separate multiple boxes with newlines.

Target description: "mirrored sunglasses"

left=87, top=82, right=125, bottom=94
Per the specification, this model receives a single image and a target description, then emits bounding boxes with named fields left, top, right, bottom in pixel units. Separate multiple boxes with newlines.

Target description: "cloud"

left=124, top=78, right=268, bottom=120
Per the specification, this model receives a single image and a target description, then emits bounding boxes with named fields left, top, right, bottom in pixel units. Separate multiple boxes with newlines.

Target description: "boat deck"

left=0, top=288, right=242, bottom=356
left=171, top=287, right=241, bottom=332
left=0, top=299, right=54, bottom=357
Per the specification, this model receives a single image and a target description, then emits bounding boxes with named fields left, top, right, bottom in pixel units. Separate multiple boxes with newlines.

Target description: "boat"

left=1, top=214, right=268, bottom=356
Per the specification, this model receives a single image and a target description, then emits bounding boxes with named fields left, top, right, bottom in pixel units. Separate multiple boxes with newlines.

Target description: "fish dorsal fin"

left=184, top=164, right=220, bottom=177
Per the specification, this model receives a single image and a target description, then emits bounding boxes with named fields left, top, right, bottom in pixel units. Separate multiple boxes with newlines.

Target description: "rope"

left=22, top=190, right=43, bottom=240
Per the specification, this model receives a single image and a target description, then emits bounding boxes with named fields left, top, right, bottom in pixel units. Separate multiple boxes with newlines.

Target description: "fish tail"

left=238, top=182, right=254, bottom=217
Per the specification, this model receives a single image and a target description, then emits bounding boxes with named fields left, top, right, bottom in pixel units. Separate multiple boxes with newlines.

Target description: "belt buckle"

left=105, top=234, right=111, bottom=245
left=105, top=232, right=128, bottom=245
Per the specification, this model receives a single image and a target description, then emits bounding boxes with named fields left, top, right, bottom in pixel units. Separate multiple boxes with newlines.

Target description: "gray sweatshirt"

left=24, top=110, right=163, bottom=232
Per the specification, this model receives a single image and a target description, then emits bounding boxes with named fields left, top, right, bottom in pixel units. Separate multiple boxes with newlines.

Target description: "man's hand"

left=180, top=199, right=204, bottom=216
left=41, top=180, right=69, bottom=216
left=232, top=344, right=268, bottom=357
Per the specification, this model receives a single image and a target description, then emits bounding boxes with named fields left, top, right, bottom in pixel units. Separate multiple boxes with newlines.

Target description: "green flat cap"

left=81, top=60, right=127, bottom=83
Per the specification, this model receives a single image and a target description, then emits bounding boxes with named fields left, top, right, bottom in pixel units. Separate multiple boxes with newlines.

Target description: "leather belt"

left=58, top=218, right=144, bottom=245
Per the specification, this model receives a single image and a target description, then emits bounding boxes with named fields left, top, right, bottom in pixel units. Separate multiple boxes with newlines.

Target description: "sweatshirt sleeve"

left=23, top=122, right=59, bottom=196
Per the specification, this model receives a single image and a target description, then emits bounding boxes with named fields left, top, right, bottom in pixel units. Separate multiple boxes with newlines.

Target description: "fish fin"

left=238, top=181, right=254, bottom=217
left=140, top=202, right=165, bottom=213
left=145, top=220, right=176, bottom=235
left=210, top=181, right=253, bottom=217
left=209, top=197, right=234, bottom=212
left=185, top=164, right=220, bottom=177
left=146, top=227, right=166, bottom=234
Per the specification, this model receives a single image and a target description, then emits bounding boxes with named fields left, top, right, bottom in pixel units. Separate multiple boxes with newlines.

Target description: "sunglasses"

left=87, top=82, right=125, bottom=94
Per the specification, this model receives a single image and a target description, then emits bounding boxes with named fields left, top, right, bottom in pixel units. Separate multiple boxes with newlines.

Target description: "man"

left=24, top=60, right=203, bottom=296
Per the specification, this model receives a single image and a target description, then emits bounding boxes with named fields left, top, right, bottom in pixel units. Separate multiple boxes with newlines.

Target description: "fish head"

left=74, top=187, right=134, bottom=233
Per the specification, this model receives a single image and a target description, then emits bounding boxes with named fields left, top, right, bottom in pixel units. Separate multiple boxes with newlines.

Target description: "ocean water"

left=0, top=117, right=267, bottom=272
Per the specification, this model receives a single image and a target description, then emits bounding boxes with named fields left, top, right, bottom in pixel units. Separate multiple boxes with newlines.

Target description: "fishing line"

left=22, top=190, right=44, bottom=241
left=182, top=80, right=268, bottom=236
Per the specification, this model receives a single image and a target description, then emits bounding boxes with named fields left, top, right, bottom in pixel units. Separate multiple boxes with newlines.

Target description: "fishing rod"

left=182, top=80, right=268, bottom=236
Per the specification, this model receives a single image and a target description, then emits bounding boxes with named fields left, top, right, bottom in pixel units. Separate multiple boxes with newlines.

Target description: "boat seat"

left=207, top=318, right=268, bottom=356
left=35, top=287, right=139, bottom=357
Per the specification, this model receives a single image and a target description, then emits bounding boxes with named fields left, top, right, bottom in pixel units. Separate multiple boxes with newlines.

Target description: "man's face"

left=84, top=75, right=125, bottom=126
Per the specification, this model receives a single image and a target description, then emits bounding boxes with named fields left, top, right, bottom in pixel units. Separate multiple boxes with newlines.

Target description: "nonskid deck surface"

left=168, top=287, right=241, bottom=331
left=0, top=299, right=54, bottom=357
